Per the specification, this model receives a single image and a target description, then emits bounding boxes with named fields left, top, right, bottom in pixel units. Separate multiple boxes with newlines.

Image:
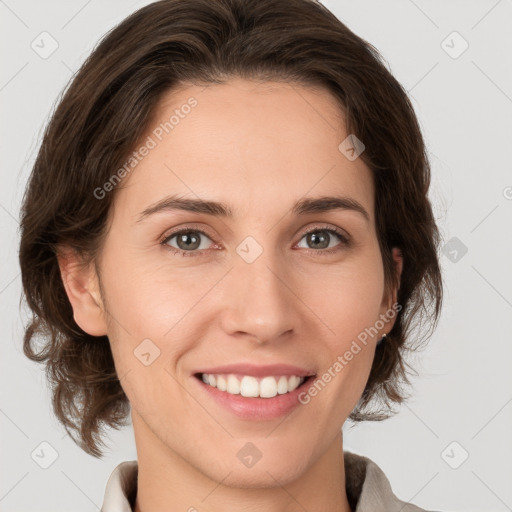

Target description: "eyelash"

left=160, top=225, right=351, bottom=258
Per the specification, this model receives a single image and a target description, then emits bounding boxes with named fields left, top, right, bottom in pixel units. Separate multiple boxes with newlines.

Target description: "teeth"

left=200, top=373, right=306, bottom=398
left=227, top=375, right=241, bottom=394
left=216, top=375, right=227, bottom=391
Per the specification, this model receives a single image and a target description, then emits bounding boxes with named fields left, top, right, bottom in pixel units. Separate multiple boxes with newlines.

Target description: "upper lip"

left=193, top=363, right=316, bottom=378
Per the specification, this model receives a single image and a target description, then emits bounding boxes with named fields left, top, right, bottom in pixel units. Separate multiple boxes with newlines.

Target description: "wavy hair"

left=19, top=0, right=443, bottom=457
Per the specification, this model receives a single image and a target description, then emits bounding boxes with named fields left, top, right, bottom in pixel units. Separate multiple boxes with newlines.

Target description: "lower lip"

left=193, top=375, right=315, bottom=420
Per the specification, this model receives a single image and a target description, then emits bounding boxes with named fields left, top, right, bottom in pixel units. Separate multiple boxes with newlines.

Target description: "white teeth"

left=200, top=373, right=306, bottom=398
left=216, top=375, right=227, bottom=391
left=226, top=374, right=240, bottom=394
left=277, top=376, right=288, bottom=394
left=240, top=376, right=259, bottom=397
left=260, top=376, right=278, bottom=398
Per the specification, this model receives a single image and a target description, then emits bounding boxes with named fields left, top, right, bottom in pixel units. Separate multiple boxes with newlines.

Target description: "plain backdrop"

left=1, top=1, right=511, bottom=511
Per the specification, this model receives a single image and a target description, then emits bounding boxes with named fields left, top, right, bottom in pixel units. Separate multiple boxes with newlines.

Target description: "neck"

left=132, top=414, right=352, bottom=512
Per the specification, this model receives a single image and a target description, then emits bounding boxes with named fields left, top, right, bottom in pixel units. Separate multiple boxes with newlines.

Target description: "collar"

left=101, top=451, right=431, bottom=512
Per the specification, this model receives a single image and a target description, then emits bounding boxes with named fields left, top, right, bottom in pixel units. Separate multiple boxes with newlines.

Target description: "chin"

left=200, top=452, right=310, bottom=489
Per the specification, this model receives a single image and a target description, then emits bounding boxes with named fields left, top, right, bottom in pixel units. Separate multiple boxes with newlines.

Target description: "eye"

left=296, top=225, right=351, bottom=255
left=160, top=224, right=351, bottom=257
left=161, top=228, right=215, bottom=257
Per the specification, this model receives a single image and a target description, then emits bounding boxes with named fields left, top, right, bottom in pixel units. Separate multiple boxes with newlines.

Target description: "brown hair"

left=19, top=0, right=443, bottom=458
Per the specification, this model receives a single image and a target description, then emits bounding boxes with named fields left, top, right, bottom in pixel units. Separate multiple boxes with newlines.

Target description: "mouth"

left=193, top=372, right=316, bottom=399
left=193, top=371, right=317, bottom=420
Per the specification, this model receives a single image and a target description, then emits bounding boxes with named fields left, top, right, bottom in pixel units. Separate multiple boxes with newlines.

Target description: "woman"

left=18, top=0, right=443, bottom=510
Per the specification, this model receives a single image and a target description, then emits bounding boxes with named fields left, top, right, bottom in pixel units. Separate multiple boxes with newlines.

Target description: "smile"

left=193, top=372, right=316, bottom=420
left=199, top=373, right=306, bottom=398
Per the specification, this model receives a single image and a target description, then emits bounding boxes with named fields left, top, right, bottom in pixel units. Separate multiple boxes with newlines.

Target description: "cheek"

left=305, top=267, right=382, bottom=419
left=305, top=253, right=385, bottom=334
left=99, top=249, right=221, bottom=374
left=99, top=241, right=185, bottom=330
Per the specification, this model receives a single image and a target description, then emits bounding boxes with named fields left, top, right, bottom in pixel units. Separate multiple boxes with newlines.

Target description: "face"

left=65, top=78, right=401, bottom=487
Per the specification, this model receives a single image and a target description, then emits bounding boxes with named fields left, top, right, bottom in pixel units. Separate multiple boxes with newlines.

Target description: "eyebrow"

left=136, top=194, right=370, bottom=223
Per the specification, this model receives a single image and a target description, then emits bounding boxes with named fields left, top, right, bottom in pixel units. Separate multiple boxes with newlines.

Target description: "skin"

left=59, top=78, right=402, bottom=512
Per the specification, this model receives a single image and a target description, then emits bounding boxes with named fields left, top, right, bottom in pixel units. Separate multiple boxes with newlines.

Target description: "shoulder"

left=101, top=460, right=138, bottom=512
left=344, top=451, right=441, bottom=512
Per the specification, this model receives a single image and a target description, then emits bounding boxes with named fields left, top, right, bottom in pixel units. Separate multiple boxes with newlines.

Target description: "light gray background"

left=1, top=1, right=511, bottom=511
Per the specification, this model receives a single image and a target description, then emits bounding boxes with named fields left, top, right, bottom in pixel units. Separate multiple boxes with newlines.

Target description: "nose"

left=219, top=251, right=297, bottom=345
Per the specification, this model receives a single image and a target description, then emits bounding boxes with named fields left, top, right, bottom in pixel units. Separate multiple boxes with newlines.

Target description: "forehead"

left=113, top=78, right=374, bottom=223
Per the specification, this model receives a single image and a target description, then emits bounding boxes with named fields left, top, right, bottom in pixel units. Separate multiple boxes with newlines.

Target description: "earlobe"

left=57, top=247, right=108, bottom=337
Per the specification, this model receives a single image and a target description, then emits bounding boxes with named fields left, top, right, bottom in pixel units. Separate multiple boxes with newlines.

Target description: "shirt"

left=101, top=451, right=438, bottom=512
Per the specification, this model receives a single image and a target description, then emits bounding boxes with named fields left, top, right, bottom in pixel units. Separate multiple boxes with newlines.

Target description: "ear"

left=379, top=247, right=403, bottom=329
left=56, top=246, right=108, bottom=337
